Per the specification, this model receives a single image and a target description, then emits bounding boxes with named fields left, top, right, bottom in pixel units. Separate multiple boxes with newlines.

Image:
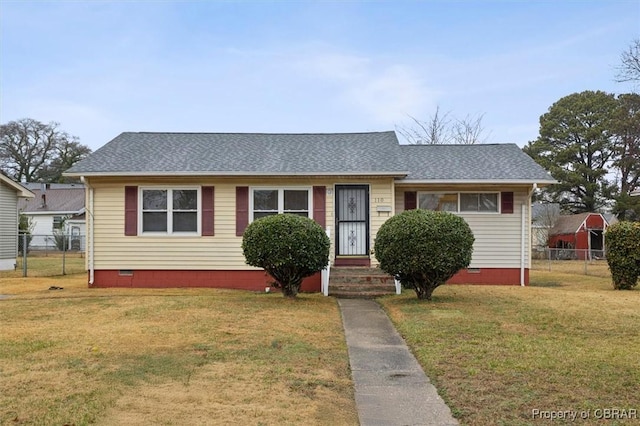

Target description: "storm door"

left=335, top=185, right=369, bottom=256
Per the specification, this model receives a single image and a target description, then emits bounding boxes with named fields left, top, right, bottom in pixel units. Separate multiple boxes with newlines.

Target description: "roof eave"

left=396, top=179, right=558, bottom=185
left=0, top=175, right=35, bottom=198
left=65, top=171, right=409, bottom=178
left=21, top=209, right=84, bottom=215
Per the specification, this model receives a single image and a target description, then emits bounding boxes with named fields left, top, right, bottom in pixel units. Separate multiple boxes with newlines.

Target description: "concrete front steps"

left=329, top=267, right=397, bottom=298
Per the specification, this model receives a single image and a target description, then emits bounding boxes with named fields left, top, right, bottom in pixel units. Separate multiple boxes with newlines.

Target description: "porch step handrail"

left=321, top=226, right=331, bottom=296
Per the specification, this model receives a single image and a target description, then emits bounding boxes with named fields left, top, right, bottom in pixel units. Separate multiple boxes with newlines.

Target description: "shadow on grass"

left=528, top=280, right=563, bottom=288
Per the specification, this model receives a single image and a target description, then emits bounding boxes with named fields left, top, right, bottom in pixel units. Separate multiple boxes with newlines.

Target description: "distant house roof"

left=65, top=132, right=407, bottom=177
left=65, top=131, right=555, bottom=185
left=399, top=143, right=556, bottom=183
left=603, top=213, right=618, bottom=226
left=18, top=185, right=85, bottom=214
left=0, top=173, right=34, bottom=198
left=549, top=213, right=607, bottom=236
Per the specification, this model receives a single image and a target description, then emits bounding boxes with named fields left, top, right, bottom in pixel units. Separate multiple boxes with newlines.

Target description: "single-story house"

left=548, top=212, right=608, bottom=260
left=64, top=131, right=555, bottom=291
left=18, top=183, right=86, bottom=250
left=0, top=173, right=34, bottom=270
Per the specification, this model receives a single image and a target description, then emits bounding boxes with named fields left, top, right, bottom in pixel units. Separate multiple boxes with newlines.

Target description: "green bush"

left=374, top=209, right=474, bottom=300
left=242, top=214, right=330, bottom=298
left=606, top=221, right=640, bottom=290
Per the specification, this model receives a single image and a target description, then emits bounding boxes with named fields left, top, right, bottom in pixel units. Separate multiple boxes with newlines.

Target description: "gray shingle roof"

left=549, top=213, right=606, bottom=236
left=19, top=188, right=85, bottom=213
left=65, top=131, right=555, bottom=184
left=399, top=143, right=556, bottom=183
left=65, top=132, right=406, bottom=176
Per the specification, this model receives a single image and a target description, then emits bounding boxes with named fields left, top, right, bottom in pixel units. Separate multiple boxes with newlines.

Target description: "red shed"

left=548, top=213, right=608, bottom=260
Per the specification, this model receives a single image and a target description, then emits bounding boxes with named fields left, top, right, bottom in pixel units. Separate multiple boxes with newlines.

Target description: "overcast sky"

left=1, top=0, right=638, bottom=151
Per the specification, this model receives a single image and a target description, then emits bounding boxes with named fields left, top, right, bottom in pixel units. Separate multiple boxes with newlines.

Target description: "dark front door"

left=335, top=185, right=369, bottom=256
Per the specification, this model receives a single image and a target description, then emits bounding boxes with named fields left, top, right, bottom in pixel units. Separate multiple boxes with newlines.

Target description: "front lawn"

left=0, top=276, right=357, bottom=425
left=378, top=270, right=640, bottom=425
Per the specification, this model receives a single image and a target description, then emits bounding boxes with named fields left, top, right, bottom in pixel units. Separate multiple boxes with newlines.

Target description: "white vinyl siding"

left=0, top=182, right=19, bottom=260
left=396, top=187, right=531, bottom=268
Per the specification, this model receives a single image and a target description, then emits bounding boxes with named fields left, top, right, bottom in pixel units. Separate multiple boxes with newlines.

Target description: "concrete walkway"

left=338, top=299, right=459, bottom=426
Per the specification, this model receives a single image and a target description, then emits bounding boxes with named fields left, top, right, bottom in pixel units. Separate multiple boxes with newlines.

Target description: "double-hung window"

left=141, top=188, right=199, bottom=234
left=251, top=188, right=311, bottom=221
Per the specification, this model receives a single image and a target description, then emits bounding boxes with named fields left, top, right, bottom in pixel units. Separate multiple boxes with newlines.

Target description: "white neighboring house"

left=18, top=183, right=86, bottom=251
left=0, top=173, right=34, bottom=270
left=632, top=189, right=640, bottom=197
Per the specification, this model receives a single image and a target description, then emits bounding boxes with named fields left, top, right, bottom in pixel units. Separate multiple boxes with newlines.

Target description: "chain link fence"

left=531, top=248, right=610, bottom=277
left=2, top=233, right=87, bottom=278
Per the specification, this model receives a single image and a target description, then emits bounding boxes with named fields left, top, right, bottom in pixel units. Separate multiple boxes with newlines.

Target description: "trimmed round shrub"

left=606, top=221, right=640, bottom=290
left=242, top=214, right=330, bottom=297
left=374, top=209, right=474, bottom=300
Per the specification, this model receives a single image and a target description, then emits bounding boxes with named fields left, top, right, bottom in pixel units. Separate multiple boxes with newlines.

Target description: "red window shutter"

left=404, top=191, right=417, bottom=210
left=236, top=186, right=249, bottom=236
left=202, top=186, right=215, bottom=236
left=124, top=186, right=138, bottom=236
left=501, top=192, right=514, bottom=214
left=313, top=186, right=326, bottom=228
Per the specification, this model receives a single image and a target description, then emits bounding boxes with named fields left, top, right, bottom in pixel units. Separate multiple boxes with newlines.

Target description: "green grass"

left=378, top=270, right=640, bottom=425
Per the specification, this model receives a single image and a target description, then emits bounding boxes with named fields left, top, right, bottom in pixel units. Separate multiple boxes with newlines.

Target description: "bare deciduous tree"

left=396, top=107, right=489, bottom=145
left=395, top=106, right=452, bottom=144
left=451, top=113, right=490, bottom=145
left=615, top=39, right=640, bottom=84
left=0, top=118, right=91, bottom=182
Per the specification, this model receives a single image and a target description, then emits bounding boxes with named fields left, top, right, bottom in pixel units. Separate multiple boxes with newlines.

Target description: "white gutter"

left=80, top=176, right=94, bottom=285
left=398, top=179, right=558, bottom=185
left=521, top=184, right=537, bottom=286
left=64, top=170, right=410, bottom=178
left=520, top=203, right=526, bottom=287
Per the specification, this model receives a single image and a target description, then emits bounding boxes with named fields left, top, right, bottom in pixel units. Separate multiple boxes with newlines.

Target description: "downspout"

left=521, top=184, right=537, bottom=287
left=520, top=203, right=526, bottom=287
left=81, top=176, right=94, bottom=285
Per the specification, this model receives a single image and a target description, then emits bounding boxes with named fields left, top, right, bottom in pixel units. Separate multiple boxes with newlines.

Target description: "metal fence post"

left=22, top=233, right=27, bottom=277
left=584, top=251, right=588, bottom=275
left=62, top=233, right=66, bottom=275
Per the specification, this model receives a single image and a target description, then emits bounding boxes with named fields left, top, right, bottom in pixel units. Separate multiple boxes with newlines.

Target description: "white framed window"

left=52, top=216, right=64, bottom=230
left=417, top=192, right=500, bottom=213
left=140, top=187, right=200, bottom=235
left=250, top=187, right=312, bottom=222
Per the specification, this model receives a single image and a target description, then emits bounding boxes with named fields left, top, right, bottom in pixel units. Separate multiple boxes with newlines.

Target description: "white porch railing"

left=321, top=227, right=331, bottom=296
